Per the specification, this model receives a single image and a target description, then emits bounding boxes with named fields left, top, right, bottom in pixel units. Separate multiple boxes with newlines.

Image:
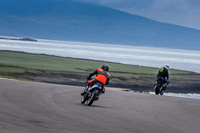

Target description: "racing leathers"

left=81, top=68, right=110, bottom=96
left=87, top=68, right=110, bottom=92
left=156, top=67, right=169, bottom=90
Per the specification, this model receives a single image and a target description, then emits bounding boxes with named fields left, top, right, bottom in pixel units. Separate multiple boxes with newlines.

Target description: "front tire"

left=81, top=94, right=87, bottom=104
left=87, top=90, right=96, bottom=106
left=160, top=86, right=165, bottom=95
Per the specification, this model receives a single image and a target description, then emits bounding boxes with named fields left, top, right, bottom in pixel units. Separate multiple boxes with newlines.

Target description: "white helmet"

left=164, top=64, right=169, bottom=69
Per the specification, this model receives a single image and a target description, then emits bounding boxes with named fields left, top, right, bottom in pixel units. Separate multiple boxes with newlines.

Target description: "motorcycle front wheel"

left=87, top=90, right=96, bottom=106
left=160, top=87, right=164, bottom=95
left=81, top=93, right=87, bottom=104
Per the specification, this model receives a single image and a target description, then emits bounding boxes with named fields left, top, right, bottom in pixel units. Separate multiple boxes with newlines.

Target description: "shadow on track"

left=78, top=103, right=111, bottom=109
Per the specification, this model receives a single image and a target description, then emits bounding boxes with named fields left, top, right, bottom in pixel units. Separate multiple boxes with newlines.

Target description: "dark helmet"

left=101, top=64, right=109, bottom=71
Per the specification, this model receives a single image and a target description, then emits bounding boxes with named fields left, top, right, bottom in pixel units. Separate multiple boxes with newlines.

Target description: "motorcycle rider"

left=156, top=64, right=170, bottom=91
left=81, top=64, right=110, bottom=96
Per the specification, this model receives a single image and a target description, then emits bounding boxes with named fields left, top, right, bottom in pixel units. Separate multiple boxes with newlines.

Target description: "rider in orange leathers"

left=81, top=64, right=110, bottom=95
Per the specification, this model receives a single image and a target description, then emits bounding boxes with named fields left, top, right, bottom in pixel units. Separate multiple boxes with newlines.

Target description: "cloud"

left=148, top=0, right=200, bottom=29
left=75, top=0, right=153, bottom=9
left=74, top=0, right=200, bottom=29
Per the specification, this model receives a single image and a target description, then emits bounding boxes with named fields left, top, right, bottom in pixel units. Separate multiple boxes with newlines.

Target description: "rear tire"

left=155, top=84, right=161, bottom=95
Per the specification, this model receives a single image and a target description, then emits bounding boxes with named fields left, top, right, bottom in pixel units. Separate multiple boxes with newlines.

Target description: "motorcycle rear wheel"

left=155, top=84, right=161, bottom=95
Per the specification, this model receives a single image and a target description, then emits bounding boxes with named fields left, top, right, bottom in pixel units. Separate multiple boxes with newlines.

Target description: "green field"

left=0, top=50, right=200, bottom=93
left=0, top=50, right=188, bottom=74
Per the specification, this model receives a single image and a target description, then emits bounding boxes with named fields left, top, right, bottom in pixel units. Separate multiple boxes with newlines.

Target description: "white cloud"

left=74, top=0, right=200, bottom=29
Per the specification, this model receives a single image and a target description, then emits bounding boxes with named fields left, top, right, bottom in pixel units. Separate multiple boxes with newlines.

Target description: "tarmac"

left=0, top=78, right=199, bottom=133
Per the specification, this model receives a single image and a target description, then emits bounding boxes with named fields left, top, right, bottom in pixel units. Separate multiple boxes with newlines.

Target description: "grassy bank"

left=0, top=50, right=200, bottom=93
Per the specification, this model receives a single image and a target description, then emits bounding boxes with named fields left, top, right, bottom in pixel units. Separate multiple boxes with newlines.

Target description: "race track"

left=0, top=78, right=199, bottom=133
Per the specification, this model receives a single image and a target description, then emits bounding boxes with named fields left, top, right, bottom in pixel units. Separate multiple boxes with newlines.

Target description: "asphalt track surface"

left=0, top=78, right=199, bottom=133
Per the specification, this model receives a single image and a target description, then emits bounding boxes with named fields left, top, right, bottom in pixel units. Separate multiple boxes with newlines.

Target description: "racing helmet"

left=165, top=64, right=170, bottom=70
left=101, top=64, right=109, bottom=71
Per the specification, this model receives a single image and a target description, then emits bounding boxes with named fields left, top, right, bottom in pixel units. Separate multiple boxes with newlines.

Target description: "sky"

left=75, top=0, right=200, bottom=30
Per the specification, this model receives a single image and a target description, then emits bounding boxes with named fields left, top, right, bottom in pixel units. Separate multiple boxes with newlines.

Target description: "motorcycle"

left=81, top=81, right=104, bottom=106
left=154, top=77, right=169, bottom=95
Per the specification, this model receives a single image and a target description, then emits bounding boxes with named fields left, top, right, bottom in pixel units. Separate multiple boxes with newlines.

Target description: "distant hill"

left=0, top=0, right=200, bottom=50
